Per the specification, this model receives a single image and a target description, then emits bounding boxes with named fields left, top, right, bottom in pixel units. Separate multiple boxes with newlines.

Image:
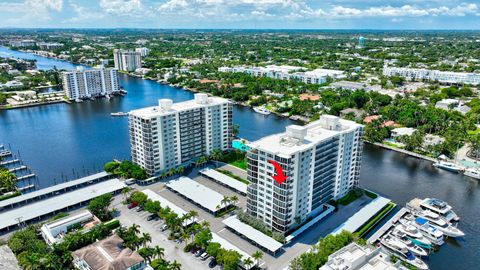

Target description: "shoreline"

left=366, top=141, right=437, bottom=163
left=0, top=99, right=70, bottom=110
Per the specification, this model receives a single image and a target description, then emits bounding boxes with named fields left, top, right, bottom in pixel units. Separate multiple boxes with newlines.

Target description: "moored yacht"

left=433, top=161, right=464, bottom=173
left=407, top=198, right=459, bottom=223
left=407, top=217, right=445, bottom=246
left=253, top=106, right=271, bottom=115
left=389, top=230, right=429, bottom=257
left=464, top=168, right=480, bottom=180
left=413, top=211, right=465, bottom=238
left=395, top=223, right=432, bottom=249
left=381, top=235, right=429, bottom=270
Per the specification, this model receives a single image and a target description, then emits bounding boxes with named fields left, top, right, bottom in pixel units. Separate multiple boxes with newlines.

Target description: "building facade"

left=113, top=49, right=142, bottom=72
left=129, top=93, right=232, bottom=175
left=383, top=65, right=480, bottom=85
left=62, top=67, right=120, bottom=100
left=135, top=47, right=150, bottom=57
left=245, top=115, right=364, bottom=234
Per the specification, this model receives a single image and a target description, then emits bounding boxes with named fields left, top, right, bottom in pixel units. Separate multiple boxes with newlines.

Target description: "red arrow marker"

left=268, top=160, right=287, bottom=185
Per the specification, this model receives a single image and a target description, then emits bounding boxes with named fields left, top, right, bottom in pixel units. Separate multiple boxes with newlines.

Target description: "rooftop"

left=0, top=178, right=125, bottom=231
left=142, top=189, right=196, bottom=226
left=222, top=215, right=283, bottom=253
left=129, top=93, right=229, bottom=119
left=0, top=245, right=21, bottom=270
left=247, top=115, right=362, bottom=157
left=199, top=168, right=248, bottom=194
left=72, top=234, right=144, bottom=270
left=166, top=177, right=230, bottom=212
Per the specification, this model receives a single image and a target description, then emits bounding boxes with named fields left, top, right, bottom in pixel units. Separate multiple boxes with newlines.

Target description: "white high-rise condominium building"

left=62, top=67, right=120, bottom=100
left=113, top=49, right=142, bottom=72
left=135, top=47, right=150, bottom=57
left=129, top=93, right=233, bottom=175
left=245, top=115, right=363, bottom=233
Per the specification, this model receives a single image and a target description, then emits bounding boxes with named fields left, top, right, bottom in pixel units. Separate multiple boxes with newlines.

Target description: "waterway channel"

left=0, top=46, right=478, bottom=269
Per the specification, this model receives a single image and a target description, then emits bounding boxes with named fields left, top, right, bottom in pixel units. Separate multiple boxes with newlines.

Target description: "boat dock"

left=0, top=145, right=37, bottom=193
left=8, top=166, right=27, bottom=173
left=0, top=150, right=12, bottom=157
left=15, top=174, right=35, bottom=181
left=0, top=159, right=19, bottom=166
left=368, top=207, right=409, bottom=244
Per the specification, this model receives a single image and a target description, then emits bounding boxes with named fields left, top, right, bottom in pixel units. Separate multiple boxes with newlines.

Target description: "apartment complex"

left=245, top=115, right=363, bottom=233
left=218, top=65, right=345, bottom=85
left=113, top=49, right=142, bottom=72
left=383, top=65, right=480, bottom=85
left=62, top=67, right=120, bottom=100
left=129, top=93, right=232, bottom=175
left=135, top=47, right=150, bottom=57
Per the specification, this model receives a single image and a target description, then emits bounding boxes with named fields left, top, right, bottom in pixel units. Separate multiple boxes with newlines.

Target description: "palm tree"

left=252, top=250, right=263, bottom=267
left=141, top=232, right=151, bottom=247
left=130, top=224, right=140, bottom=235
left=181, top=231, right=190, bottom=247
left=243, top=257, right=254, bottom=269
left=200, top=220, right=210, bottom=229
left=187, top=210, right=198, bottom=224
left=121, top=187, right=132, bottom=200
left=168, top=260, right=182, bottom=270
left=230, top=195, right=239, bottom=206
left=153, top=246, right=165, bottom=260
left=210, top=148, right=223, bottom=161
left=177, top=166, right=185, bottom=175
left=217, top=195, right=231, bottom=209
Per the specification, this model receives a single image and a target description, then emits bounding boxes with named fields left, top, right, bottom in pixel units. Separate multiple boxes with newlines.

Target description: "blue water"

left=0, top=46, right=479, bottom=269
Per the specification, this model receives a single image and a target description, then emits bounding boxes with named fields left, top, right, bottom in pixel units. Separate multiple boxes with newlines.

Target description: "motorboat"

left=389, top=230, right=429, bottom=257
left=464, top=168, right=480, bottom=180
left=381, top=235, right=429, bottom=270
left=433, top=161, right=464, bottom=173
left=110, top=112, right=129, bottom=117
left=406, top=216, right=444, bottom=246
left=411, top=211, right=464, bottom=237
left=407, top=198, right=459, bottom=223
left=395, top=222, right=432, bottom=249
left=253, top=106, right=271, bottom=115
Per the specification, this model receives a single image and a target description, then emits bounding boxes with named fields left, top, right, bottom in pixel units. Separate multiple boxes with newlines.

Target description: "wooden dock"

left=368, top=207, right=409, bottom=244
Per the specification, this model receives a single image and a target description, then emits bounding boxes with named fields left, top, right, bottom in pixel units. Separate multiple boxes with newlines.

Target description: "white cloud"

left=99, top=0, right=146, bottom=16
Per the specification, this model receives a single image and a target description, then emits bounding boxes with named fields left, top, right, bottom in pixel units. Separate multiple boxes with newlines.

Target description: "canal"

left=0, top=46, right=478, bottom=269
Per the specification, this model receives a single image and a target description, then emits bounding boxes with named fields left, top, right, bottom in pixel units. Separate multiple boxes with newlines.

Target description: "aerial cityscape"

left=0, top=1, right=479, bottom=270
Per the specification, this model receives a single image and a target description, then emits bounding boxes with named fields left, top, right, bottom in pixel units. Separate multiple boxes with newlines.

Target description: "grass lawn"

left=337, top=190, right=361, bottom=206
left=229, top=159, right=247, bottom=170
left=467, top=128, right=480, bottom=135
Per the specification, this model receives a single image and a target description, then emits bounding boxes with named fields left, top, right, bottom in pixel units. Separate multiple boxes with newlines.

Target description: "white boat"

left=381, top=235, right=429, bottom=270
left=464, top=168, right=480, bottom=180
left=433, top=161, right=464, bottom=173
left=110, top=112, right=129, bottom=117
left=407, top=198, right=460, bottom=223
left=406, top=216, right=444, bottom=246
left=253, top=106, right=271, bottom=115
left=395, top=223, right=432, bottom=249
left=389, top=230, right=428, bottom=257
left=413, top=211, right=465, bottom=237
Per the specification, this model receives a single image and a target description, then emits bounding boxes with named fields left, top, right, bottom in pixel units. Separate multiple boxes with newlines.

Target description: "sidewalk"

left=457, top=144, right=480, bottom=169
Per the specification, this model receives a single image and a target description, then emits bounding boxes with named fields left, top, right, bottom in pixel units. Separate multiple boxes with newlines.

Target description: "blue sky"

left=1, top=0, right=479, bottom=29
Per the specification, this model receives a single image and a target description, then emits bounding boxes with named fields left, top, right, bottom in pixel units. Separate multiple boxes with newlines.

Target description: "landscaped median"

left=355, top=202, right=396, bottom=237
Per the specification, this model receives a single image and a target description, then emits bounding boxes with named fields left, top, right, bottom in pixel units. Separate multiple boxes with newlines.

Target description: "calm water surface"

left=0, top=46, right=478, bottom=269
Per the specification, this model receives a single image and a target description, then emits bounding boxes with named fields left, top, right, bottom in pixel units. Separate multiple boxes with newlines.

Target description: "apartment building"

left=245, top=115, right=363, bottom=233
left=383, top=65, right=480, bottom=85
left=62, top=67, right=120, bottom=100
left=129, top=93, right=232, bottom=175
left=218, top=65, right=345, bottom=85
left=113, top=49, right=142, bottom=72
left=135, top=47, right=150, bottom=57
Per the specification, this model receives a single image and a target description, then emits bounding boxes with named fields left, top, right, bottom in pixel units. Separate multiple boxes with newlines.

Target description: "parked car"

left=190, top=247, right=199, bottom=254
left=128, top=202, right=138, bottom=209
left=125, top=178, right=136, bottom=185
left=147, top=214, right=156, bottom=221
left=135, top=206, right=143, bottom=212
left=195, top=249, right=204, bottom=257
left=160, top=224, right=168, bottom=231
left=208, top=258, right=217, bottom=268
left=200, top=252, right=209, bottom=260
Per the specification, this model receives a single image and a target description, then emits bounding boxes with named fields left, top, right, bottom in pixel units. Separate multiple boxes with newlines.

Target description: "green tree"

left=206, top=242, right=221, bottom=257
left=194, top=228, right=212, bottom=249
left=87, top=193, right=113, bottom=221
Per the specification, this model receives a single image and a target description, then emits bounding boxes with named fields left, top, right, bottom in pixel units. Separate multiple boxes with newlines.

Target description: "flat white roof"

left=200, top=168, right=248, bottom=194
left=142, top=189, right=196, bottom=226
left=0, top=171, right=110, bottom=209
left=248, top=116, right=362, bottom=156
left=0, top=179, right=125, bottom=230
left=211, top=233, right=253, bottom=266
left=166, top=177, right=228, bottom=212
left=332, top=197, right=391, bottom=235
left=129, top=96, right=229, bottom=119
left=222, top=215, right=283, bottom=253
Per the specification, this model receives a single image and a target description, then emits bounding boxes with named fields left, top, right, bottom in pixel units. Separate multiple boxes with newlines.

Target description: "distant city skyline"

left=1, top=0, right=479, bottom=30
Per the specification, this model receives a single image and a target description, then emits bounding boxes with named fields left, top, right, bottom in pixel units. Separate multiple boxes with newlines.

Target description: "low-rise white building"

left=40, top=210, right=99, bottom=245
left=320, top=243, right=407, bottom=270
left=435, top=99, right=471, bottom=115
left=383, top=65, right=480, bottom=85
left=391, top=127, right=416, bottom=138
left=423, top=134, right=445, bottom=148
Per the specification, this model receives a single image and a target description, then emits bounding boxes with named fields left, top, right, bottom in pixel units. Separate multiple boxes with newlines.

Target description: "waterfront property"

left=129, top=93, right=233, bottom=175
left=113, top=49, right=142, bottom=72
left=62, top=67, right=120, bottom=100
left=245, top=115, right=364, bottom=234
left=72, top=234, right=148, bottom=270
left=0, top=178, right=125, bottom=232
left=319, top=242, right=407, bottom=270
left=142, top=189, right=197, bottom=227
